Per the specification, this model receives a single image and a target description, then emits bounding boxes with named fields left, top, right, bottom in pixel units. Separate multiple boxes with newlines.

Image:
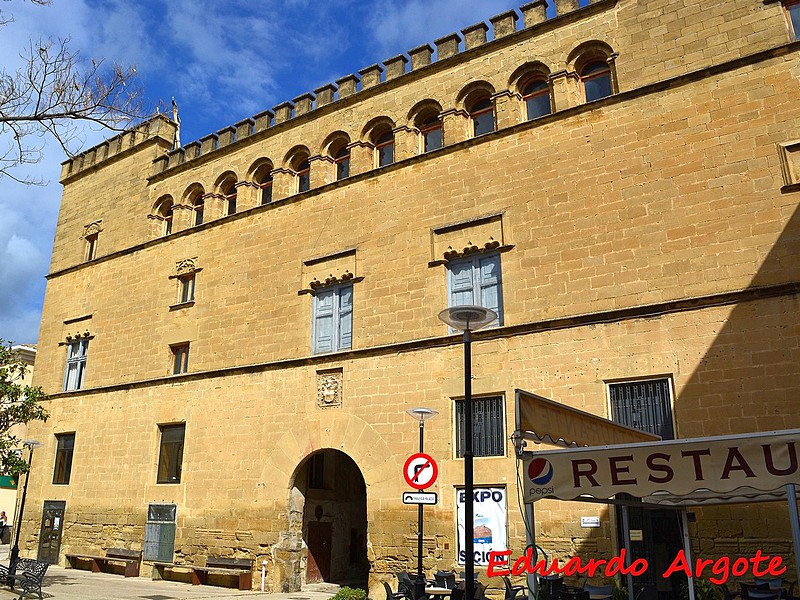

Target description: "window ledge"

left=169, top=301, right=195, bottom=311
left=428, top=244, right=514, bottom=267
left=781, top=182, right=800, bottom=194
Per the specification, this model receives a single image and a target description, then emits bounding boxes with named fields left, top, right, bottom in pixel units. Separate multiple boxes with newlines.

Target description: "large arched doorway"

left=292, top=449, right=369, bottom=587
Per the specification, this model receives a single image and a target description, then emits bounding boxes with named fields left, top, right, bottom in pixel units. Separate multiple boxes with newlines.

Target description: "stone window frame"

left=181, top=184, right=205, bottom=227
left=362, top=117, right=396, bottom=168
left=786, top=0, right=800, bottom=41
left=156, top=423, right=185, bottom=484
left=168, top=258, right=201, bottom=310
left=457, top=81, right=497, bottom=138
left=453, top=394, right=506, bottom=458
left=52, top=432, right=76, bottom=485
left=170, top=342, right=190, bottom=375
left=322, top=131, right=352, bottom=181
left=150, top=195, right=175, bottom=237
left=247, top=159, right=275, bottom=205
left=62, top=334, right=91, bottom=391
left=510, top=61, right=554, bottom=121
left=215, top=171, right=239, bottom=216
left=82, top=221, right=102, bottom=261
left=567, top=40, right=619, bottom=104
left=285, top=146, right=312, bottom=194
left=408, top=99, right=444, bottom=154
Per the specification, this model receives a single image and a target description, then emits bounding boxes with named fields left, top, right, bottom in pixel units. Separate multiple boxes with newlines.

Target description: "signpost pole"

left=415, top=418, right=426, bottom=600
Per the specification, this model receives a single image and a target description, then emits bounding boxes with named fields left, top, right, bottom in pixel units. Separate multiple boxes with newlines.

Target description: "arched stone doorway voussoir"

left=262, top=416, right=398, bottom=592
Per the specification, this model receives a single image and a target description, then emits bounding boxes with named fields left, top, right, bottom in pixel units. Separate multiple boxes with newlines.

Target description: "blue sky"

left=0, top=0, right=559, bottom=345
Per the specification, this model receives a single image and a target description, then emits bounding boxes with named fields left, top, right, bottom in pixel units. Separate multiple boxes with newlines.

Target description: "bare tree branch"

left=1, top=2, right=149, bottom=184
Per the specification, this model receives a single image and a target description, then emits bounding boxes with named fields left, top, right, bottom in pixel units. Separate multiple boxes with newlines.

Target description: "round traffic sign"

left=403, top=452, right=438, bottom=490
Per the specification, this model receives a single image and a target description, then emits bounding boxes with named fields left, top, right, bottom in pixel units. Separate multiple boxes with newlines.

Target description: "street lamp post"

left=406, top=407, right=438, bottom=600
left=8, top=439, right=43, bottom=586
left=438, top=306, right=497, bottom=600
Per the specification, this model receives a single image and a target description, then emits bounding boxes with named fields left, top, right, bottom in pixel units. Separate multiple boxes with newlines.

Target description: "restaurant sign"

left=523, top=430, right=800, bottom=503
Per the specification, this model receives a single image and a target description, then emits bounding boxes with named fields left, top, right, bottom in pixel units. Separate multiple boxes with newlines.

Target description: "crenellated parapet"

left=59, top=115, right=176, bottom=183
left=148, top=0, right=594, bottom=179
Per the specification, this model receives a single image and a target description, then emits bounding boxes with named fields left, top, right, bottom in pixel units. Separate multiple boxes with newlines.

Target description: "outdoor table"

left=426, top=586, right=453, bottom=597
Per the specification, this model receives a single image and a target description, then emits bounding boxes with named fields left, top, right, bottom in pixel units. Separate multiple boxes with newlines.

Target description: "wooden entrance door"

left=37, top=500, right=66, bottom=564
left=306, top=521, right=332, bottom=582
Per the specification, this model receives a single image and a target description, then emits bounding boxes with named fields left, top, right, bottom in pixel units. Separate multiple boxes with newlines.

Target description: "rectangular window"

left=447, top=253, right=503, bottom=327
left=63, top=338, right=89, bottom=391
left=178, top=274, right=195, bottom=304
left=788, top=1, right=800, bottom=39
left=608, top=378, right=675, bottom=440
left=85, top=234, right=98, bottom=261
left=312, top=284, right=353, bottom=354
left=170, top=343, right=189, bottom=375
left=454, top=396, right=505, bottom=458
left=157, top=424, right=185, bottom=484
left=144, top=503, right=177, bottom=562
left=52, top=433, right=75, bottom=485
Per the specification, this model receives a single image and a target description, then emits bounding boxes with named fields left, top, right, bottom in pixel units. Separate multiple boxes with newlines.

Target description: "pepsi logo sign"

left=528, top=458, right=554, bottom=485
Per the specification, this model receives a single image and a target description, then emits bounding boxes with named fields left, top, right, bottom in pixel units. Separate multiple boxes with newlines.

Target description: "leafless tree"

left=0, top=0, right=147, bottom=183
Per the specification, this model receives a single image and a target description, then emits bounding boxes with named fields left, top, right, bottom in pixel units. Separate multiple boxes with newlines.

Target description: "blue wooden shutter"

left=313, top=289, right=334, bottom=353
left=478, top=254, right=502, bottom=325
left=338, top=285, right=353, bottom=350
left=449, top=260, right=475, bottom=307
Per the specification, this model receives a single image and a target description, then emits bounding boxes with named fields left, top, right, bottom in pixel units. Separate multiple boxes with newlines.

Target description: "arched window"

left=374, top=129, right=394, bottom=167
left=334, top=145, right=350, bottom=180
left=259, top=172, right=273, bottom=204
left=156, top=198, right=174, bottom=236
left=469, top=96, right=495, bottom=137
left=193, top=194, right=204, bottom=226
left=419, top=115, right=443, bottom=152
left=295, top=156, right=310, bottom=193
left=522, top=79, right=552, bottom=120
left=581, top=61, right=612, bottom=102
left=223, top=182, right=237, bottom=215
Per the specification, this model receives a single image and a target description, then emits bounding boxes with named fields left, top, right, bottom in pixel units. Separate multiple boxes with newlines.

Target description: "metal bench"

left=152, top=557, right=253, bottom=590
left=0, top=558, right=49, bottom=600
left=65, top=547, right=142, bottom=577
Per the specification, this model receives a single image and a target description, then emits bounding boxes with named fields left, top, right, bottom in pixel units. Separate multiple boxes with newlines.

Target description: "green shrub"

left=332, top=586, right=367, bottom=600
left=679, top=579, right=723, bottom=600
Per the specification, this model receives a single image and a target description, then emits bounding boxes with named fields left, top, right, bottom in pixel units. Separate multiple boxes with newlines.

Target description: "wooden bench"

left=65, top=547, right=142, bottom=577
left=152, top=557, right=253, bottom=590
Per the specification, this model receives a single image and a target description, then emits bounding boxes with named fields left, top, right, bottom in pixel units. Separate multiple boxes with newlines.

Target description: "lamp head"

left=22, top=440, right=42, bottom=450
left=438, top=305, right=497, bottom=331
left=406, top=407, right=438, bottom=422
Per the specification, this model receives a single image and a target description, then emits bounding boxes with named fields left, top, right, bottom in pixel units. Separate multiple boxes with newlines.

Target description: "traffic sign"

left=403, top=491, right=438, bottom=505
left=403, top=452, right=438, bottom=490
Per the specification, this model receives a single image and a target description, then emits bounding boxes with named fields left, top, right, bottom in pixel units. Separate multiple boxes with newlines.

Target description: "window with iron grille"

left=144, top=503, right=176, bottom=562
left=454, top=396, right=505, bottom=458
left=609, top=378, right=675, bottom=440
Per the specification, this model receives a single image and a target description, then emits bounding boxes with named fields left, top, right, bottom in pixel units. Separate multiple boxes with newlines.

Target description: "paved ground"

left=0, top=546, right=340, bottom=600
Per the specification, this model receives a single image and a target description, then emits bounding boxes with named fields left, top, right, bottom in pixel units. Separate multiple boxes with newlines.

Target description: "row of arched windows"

left=151, top=43, right=616, bottom=237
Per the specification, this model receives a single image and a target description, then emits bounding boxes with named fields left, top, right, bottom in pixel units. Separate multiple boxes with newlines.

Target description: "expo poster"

left=456, top=486, right=507, bottom=566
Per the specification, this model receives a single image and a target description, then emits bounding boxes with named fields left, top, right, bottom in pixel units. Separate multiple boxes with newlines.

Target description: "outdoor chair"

left=398, top=571, right=417, bottom=598
left=450, top=580, right=488, bottom=600
left=503, top=576, right=526, bottom=600
left=560, top=588, right=590, bottom=600
left=741, top=583, right=771, bottom=600
left=584, top=583, right=613, bottom=600
left=386, top=581, right=411, bottom=600
left=746, top=592, right=780, bottom=600
left=755, top=579, right=794, bottom=599
left=436, top=571, right=457, bottom=590
left=720, top=583, right=739, bottom=600
left=538, top=575, right=565, bottom=600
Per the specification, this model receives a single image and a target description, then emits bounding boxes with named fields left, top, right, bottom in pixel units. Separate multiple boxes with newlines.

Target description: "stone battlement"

left=59, top=0, right=596, bottom=181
